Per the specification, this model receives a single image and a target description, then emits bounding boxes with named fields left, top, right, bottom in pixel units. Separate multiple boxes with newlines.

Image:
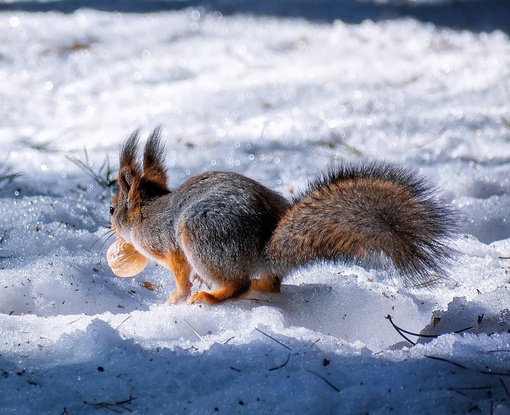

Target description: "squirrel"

left=109, top=127, right=456, bottom=305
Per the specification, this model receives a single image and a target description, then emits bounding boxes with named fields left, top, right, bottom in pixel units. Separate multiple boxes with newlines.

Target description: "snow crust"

left=1, top=2, right=510, bottom=413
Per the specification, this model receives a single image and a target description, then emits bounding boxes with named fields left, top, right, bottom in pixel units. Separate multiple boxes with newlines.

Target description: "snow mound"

left=1, top=3, right=510, bottom=414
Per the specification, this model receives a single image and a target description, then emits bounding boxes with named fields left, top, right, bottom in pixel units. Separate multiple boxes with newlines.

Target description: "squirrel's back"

left=266, top=163, right=456, bottom=284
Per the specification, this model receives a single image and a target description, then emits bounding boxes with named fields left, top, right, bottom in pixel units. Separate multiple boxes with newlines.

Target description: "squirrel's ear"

left=142, top=125, right=169, bottom=191
left=119, top=166, right=135, bottom=192
left=118, top=130, right=141, bottom=192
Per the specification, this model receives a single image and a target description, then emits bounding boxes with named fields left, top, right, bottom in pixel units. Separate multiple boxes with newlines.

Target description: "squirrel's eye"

left=109, top=206, right=115, bottom=215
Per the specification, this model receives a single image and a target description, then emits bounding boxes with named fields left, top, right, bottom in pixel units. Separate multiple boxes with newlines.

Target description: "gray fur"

left=142, top=171, right=289, bottom=284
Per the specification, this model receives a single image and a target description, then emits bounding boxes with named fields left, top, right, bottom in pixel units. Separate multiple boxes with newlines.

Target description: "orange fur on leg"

left=250, top=274, right=281, bottom=293
left=188, top=280, right=250, bottom=305
left=154, top=250, right=192, bottom=304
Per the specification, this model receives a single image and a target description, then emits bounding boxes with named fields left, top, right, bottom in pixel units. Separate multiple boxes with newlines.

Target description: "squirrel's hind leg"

left=250, top=274, right=281, bottom=293
left=178, top=220, right=252, bottom=305
left=188, top=279, right=250, bottom=305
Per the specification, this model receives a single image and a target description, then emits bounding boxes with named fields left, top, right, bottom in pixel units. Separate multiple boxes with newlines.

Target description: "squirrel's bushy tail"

left=266, top=164, right=456, bottom=284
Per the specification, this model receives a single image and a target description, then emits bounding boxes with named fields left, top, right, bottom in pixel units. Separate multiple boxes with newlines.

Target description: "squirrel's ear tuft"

left=118, top=130, right=142, bottom=192
left=120, top=130, right=140, bottom=168
left=142, top=125, right=169, bottom=191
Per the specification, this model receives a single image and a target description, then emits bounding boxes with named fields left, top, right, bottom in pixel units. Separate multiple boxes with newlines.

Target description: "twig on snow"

left=426, top=355, right=510, bottom=377
left=115, top=315, right=132, bottom=330
left=305, top=369, right=340, bottom=392
left=184, top=318, right=204, bottom=341
left=255, top=327, right=291, bottom=350
left=269, top=352, right=291, bottom=371
left=84, top=395, right=136, bottom=413
left=426, top=355, right=468, bottom=370
left=385, top=314, right=473, bottom=346
left=500, top=378, right=510, bottom=399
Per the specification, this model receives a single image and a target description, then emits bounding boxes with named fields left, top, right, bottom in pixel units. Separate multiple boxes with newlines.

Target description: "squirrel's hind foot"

left=188, top=280, right=250, bottom=305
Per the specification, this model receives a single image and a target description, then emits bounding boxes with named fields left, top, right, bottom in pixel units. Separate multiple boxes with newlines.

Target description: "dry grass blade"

left=305, top=370, right=340, bottom=392
left=184, top=319, right=204, bottom=341
left=427, top=355, right=510, bottom=377
left=385, top=314, right=473, bottom=346
left=425, top=355, right=468, bottom=370
left=412, top=277, right=443, bottom=289
left=501, top=378, right=510, bottom=398
left=385, top=315, right=416, bottom=345
left=67, top=147, right=117, bottom=190
left=255, top=327, right=291, bottom=350
left=115, top=315, right=132, bottom=330
left=20, top=136, right=57, bottom=152
left=84, top=395, right=136, bottom=413
left=269, top=352, right=291, bottom=371
left=0, top=161, right=23, bottom=192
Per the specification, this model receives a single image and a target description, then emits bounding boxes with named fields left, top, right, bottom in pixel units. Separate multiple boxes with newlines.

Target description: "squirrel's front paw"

left=166, top=291, right=190, bottom=305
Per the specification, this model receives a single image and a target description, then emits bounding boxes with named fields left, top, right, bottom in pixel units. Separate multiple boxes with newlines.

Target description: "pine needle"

left=305, top=370, right=340, bottom=392
left=255, top=327, right=291, bottom=350
left=184, top=319, right=204, bottom=341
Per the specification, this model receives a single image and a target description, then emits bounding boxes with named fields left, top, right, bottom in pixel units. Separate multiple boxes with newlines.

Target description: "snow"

left=1, top=0, right=510, bottom=413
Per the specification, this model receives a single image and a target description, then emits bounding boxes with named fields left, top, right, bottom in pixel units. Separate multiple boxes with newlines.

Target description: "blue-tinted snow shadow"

left=0, top=319, right=507, bottom=414
left=0, top=0, right=508, bottom=33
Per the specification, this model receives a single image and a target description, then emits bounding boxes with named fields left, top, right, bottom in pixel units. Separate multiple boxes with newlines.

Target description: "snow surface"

left=1, top=1, right=510, bottom=413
